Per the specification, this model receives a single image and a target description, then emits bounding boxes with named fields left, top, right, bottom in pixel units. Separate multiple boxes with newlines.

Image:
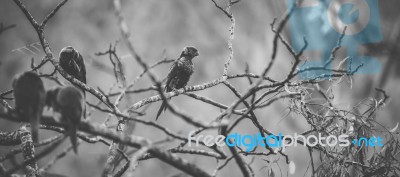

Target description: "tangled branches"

left=0, top=0, right=398, bottom=177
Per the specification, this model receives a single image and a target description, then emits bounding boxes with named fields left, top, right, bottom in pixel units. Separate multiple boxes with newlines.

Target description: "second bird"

left=156, top=46, right=199, bottom=120
left=46, top=86, right=84, bottom=153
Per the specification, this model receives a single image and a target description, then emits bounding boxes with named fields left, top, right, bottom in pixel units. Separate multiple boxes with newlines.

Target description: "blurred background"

left=0, top=0, right=399, bottom=176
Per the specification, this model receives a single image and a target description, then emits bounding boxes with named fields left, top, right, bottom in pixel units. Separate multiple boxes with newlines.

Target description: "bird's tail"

left=68, top=123, right=78, bottom=154
left=30, top=109, right=40, bottom=143
left=156, top=100, right=168, bottom=121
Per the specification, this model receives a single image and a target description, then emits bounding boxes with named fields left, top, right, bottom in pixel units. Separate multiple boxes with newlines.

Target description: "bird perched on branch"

left=59, top=46, right=86, bottom=89
left=13, top=71, right=46, bottom=143
left=59, top=46, right=86, bottom=117
left=156, top=46, right=199, bottom=120
left=46, top=86, right=84, bottom=153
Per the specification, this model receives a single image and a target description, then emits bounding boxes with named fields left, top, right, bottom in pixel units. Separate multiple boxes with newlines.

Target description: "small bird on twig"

left=46, top=86, right=84, bottom=153
left=59, top=46, right=86, bottom=117
left=13, top=71, right=46, bottom=143
left=156, top=46, right=199, bottom=120
left=59, top=46, right=86, bottom=90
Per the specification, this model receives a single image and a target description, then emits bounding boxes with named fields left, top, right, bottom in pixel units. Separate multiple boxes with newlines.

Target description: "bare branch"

left=0, top=23, right=16, bottom=35
left=0, top=112, right=213, bottom=177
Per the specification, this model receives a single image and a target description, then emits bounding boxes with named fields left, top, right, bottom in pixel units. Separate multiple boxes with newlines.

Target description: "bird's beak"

left=195, top=51, right=199, bottom=56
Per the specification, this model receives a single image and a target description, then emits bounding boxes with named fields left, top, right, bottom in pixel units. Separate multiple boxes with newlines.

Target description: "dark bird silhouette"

left=59, top=46, right=86, bottom=118
left=12, top=71, right=46, bottom=143
left=156, top=46, right=199, bottom=120
left=59, top=46, right=86, bottom=88
left=46, top=86, right=84, bottom=153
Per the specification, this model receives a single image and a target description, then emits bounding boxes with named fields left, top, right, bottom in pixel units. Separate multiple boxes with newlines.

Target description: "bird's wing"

left=165, top=59, right=181, bottom=92
left=156, top=59, right=181, bottom=120
left=76, top=52, right=86, bottom=83
left=72, top=51, right=86, bottom=84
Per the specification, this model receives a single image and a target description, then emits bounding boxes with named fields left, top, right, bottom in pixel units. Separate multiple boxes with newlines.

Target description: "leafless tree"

left=0, top=0, right=398, bottom=177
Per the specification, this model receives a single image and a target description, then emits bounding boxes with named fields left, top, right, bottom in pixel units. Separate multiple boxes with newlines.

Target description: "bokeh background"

left=0, top=0, right=399, bottom=176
